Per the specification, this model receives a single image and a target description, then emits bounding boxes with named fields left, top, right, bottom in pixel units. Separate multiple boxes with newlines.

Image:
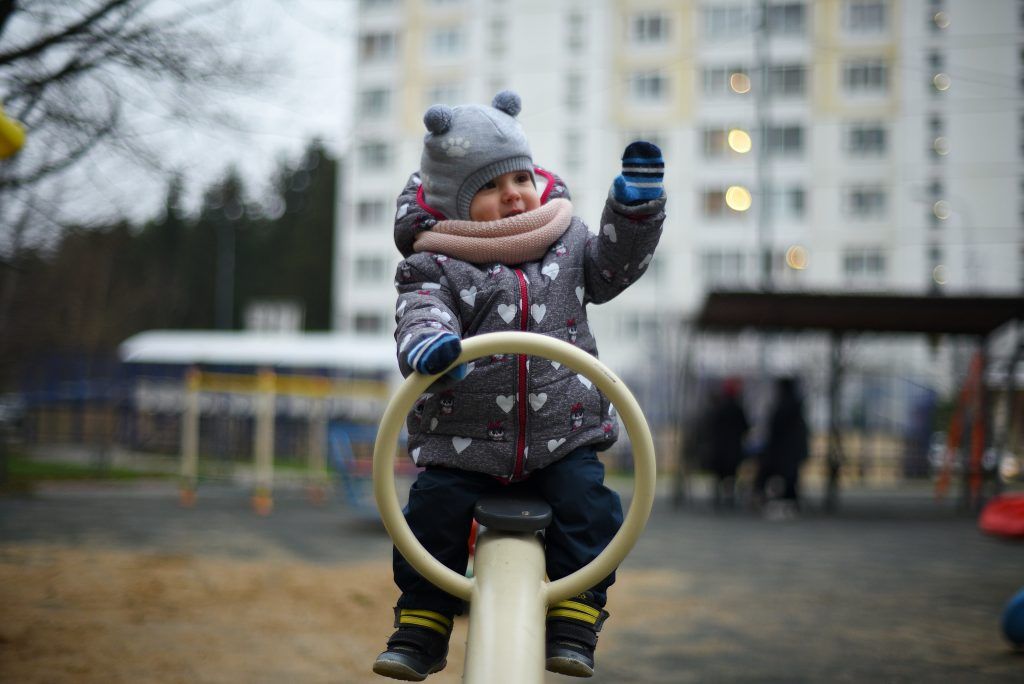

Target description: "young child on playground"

left=374, top=90, right=666, bottom=681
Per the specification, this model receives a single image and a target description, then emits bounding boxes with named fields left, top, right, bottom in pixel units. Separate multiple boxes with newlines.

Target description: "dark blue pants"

left=394, top=446, right=623, bottom=617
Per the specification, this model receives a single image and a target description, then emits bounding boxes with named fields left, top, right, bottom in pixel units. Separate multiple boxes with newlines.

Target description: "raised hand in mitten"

left=406, top=331, right=467, bottom=379
left=612, top=141, right=664, bottom=205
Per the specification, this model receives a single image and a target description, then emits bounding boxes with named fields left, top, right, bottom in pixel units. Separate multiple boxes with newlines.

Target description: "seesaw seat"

left=474, top=495, right=552, bottom=533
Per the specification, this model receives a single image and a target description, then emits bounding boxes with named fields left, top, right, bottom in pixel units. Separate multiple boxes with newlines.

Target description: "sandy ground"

left=0, top=544, right=679, bottom=683
left=2, top=482, right=1023, bottom=683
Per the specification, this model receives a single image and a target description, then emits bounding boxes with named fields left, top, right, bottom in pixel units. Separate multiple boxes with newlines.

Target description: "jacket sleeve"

left=583, top=187, right=666, bottom=304
left=393, top=255, right=463, bottom=378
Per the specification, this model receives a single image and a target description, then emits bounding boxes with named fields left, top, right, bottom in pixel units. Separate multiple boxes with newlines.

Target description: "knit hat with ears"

left=420, top=90, right=534, bottom=221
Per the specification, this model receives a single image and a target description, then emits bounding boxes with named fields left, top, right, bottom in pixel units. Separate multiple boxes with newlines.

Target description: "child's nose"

left=502, top=184, right=520, bottom=202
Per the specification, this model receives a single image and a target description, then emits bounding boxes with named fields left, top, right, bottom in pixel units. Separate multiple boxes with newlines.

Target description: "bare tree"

left=0, top=0, right=273, bottom=334
left=0, top=0, right=265, bottom=243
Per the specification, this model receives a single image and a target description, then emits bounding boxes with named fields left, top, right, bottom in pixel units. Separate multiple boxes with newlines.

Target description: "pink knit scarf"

left=413, top=198, right=573, bottom=265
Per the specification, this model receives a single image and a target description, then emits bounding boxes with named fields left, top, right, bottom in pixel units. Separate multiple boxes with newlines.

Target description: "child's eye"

left=516, top=173, right=531, bottom=183
left=481, top=180, right=496, bottom=190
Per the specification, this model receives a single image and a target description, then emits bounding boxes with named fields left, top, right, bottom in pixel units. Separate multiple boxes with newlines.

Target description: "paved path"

left=1, top=482, right=1022, bottom=682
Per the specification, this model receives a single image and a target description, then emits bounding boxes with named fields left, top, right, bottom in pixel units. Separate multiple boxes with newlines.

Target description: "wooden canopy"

left=695, top=290, right=1024, bottom=337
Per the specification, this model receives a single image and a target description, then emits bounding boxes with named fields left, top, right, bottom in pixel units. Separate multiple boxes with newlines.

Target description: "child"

left=374, top=91, right=666, bottom=681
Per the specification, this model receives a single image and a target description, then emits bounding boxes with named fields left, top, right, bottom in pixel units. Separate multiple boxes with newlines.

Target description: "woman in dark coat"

left=755, top=377, right=809, bottom=511
left=707, top=377, right=749, bottom=508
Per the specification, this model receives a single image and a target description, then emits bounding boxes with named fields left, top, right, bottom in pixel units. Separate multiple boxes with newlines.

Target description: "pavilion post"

left=825, top=331, right=844, bottom=513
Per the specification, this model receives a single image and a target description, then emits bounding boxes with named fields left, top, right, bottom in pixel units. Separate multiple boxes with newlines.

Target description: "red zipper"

left=513, top=268, right=529, bottom=480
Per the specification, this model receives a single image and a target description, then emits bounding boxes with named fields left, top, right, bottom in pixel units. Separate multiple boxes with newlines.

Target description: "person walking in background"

left=754, top=376, right=809, bottom=519
left=707, top=377, right=749, bottom=509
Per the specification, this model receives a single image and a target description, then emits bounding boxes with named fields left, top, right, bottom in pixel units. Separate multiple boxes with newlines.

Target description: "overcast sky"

left=79, top=0, right=356, bottom=222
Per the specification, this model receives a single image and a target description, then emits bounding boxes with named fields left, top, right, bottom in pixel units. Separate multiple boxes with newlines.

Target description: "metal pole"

left=464, top=531, right=547, bottom=684
left=755, top=0, right=773, bottom=292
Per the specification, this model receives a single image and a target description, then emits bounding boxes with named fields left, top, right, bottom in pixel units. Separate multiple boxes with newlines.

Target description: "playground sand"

left=0, top=543, right=676, bottom=683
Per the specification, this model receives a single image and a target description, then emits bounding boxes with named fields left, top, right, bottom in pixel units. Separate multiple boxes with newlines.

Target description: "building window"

left=565, top=130, right=583, bottom=171
left=359, top=31, right=397, bottom=62
left=703, top=65, right=749, bottom=96
left=567, top=11, right=585, bottom=52
left=768, top=186, right=807, bottom=219
left=842, top=247, right=887, bottom=279
left=631, top=71, right=668, bottom=102
left=631, top=11, right=670, bottom=44
left=765, top=124, right=805, bottom=157
left=703, top=4, right=750, bottom=40
left=360, top=0, right=395, bottom=11
left=357, top=199, right=388, bottom=227
left=625, top=130, right=667, bottom=152
left=843, top=0, right=887, bottom=33
left=429, top=27, right=463, bottom=57
left=358, top=88, right=391, bottom=117
left=490, top=17, right=506, bottom=58
left=354, top=312, right=386, bottom=334
left=846, top=122, right=887, bottom=155
left=845, top=186, right=887, bottom=218
left=566, top=73, right=584, bottom=111
left=425, top=82, right=462, bottom=106
left=355, top=255, right=388, bottom=282
left=702, top=189, right=747, bottom=218
left=701, top=250, right=747, bottom=286
left=359, top=141, right=391, bottom=169
left=702, top=126, right=731, bottom=158
left=843, top=59, right=889, bottom=93
left=766, top=2, right=806, bottom=36
left=767, top=64, right=807, bottom=96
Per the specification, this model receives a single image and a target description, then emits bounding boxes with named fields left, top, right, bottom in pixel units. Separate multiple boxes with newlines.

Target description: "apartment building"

left=335, top=0, right=1022, bottom=381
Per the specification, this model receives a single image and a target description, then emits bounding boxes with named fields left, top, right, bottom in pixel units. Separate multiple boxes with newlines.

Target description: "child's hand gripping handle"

left=612, top=141, right=664, bottom=206
left=406, top=332, right=468, bottom=381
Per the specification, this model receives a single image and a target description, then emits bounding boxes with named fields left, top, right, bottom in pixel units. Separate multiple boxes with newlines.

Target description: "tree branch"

left=0, top=0, right=136, bottom=66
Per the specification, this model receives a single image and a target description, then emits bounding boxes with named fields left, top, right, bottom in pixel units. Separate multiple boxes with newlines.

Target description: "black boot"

left=545, top=594, right=609, bottom=678
left=373, top=608, right=451, bottom=681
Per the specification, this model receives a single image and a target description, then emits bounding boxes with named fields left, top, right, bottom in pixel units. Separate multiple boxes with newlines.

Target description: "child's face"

left=468, top=170, right=540, bottom=221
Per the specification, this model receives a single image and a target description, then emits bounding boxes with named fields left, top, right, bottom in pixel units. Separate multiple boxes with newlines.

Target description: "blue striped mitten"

left=406, top=331, right=467, bottom=379
left=612, top=141, right=664, bottom=205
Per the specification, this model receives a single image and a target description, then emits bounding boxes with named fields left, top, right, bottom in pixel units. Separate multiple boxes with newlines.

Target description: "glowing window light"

left=932, top=264, right=948, bottom=285
left=933, top=136, right=950, bottom=155
left=725, top=185, right=752, bottom=212
left=933, top=73, right=951, bottom=91
left=727, top=129, right=752, bottom=154
left=729, top=72, right=751, bottom=94
left=933, top=200, right=951, bottom=220
left=785, top=245, right=808, bottom=270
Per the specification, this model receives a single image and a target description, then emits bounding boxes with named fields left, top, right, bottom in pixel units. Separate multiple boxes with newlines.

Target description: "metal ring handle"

left=373, top=331, right=657, bottom=604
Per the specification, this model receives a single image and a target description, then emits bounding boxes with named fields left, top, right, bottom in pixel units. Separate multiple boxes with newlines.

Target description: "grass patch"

left=2, top=455, right=174, bottom=484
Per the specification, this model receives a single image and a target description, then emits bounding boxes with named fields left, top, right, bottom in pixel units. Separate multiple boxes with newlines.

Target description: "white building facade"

left=335, top=0, right=1022, bottom=384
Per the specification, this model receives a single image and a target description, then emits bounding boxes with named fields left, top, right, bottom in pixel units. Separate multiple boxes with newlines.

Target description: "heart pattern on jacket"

left=496, top=395, right=515, bottom=413
left=531, top=303, right=546, bottom=323
left=542, top=262, right=559, bottom=281
left=452, top=436, right=472, bottom=454
left=460, top=286, right=477, bottom=306
left=498, top=303, right=516, bottom=323
left=546, top=438, right=566, bottom=452
left=529, top=393, right=548, bottom=411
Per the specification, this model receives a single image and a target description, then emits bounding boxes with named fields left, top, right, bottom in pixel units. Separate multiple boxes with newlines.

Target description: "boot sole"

left=546, top=655, right=595, bottom=678
left=373, top=654, right=446, bottom=681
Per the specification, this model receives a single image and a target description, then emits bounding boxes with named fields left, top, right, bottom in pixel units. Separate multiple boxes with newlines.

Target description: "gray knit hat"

left=420, top=91, right=533, bottom=220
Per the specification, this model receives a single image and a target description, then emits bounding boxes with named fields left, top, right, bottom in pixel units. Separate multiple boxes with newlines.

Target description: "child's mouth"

left=504, top=209, right=524, bottom=218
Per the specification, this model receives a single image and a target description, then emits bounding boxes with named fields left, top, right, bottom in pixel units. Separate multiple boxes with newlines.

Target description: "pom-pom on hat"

left=420, top=90, right=533, bottom=220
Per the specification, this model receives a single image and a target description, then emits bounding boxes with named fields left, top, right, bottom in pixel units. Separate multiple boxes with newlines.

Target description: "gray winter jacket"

left=393, top=166, right=666, bottom=480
